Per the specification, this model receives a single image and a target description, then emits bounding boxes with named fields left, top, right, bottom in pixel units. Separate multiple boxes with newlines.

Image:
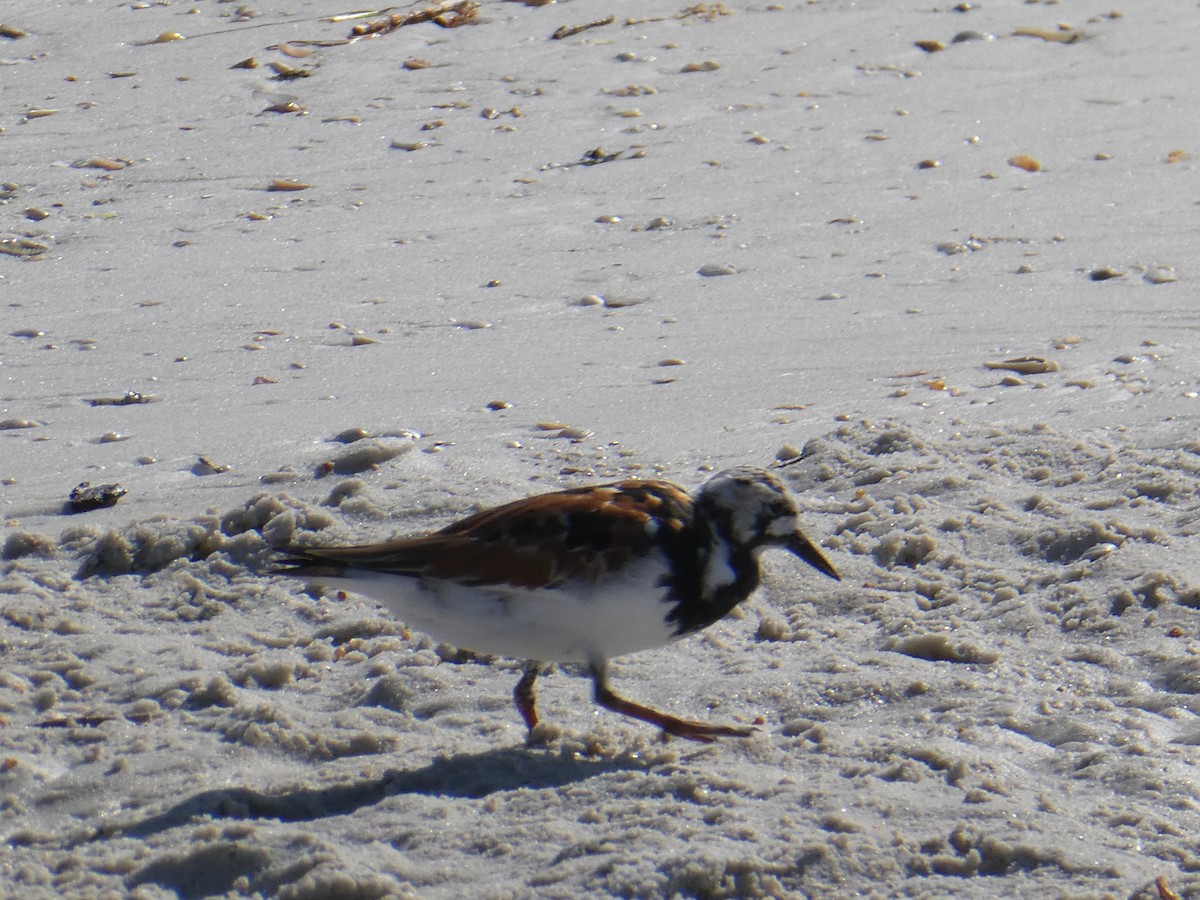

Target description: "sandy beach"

left=3, top=1, right=1200, bottom=896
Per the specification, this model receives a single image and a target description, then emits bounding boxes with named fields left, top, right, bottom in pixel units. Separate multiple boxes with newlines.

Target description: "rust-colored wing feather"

left=279, top=479, right=694, bottom=590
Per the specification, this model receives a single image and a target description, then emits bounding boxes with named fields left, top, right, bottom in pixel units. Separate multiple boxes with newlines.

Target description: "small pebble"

left=697, top=263, right=736, bottom=277
left=268, top=61, right=311, bottom=79
left=67, top=482, right=127, bottom=513
left=332, top=427, right=371, bottom=444
left=936, top=241, right=972, bottom=255
left=557, top=426, right=592, bottom=441
left=1083, top=543, right=1118, bottom=562
left=193, top=456, right=231, bottom=476
left=1089, top=267, right=1125, bottom=281
left=1007, top=155, right=1041, bottom=172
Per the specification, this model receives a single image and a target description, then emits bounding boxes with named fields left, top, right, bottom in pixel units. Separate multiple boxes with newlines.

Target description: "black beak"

left=787, top=530, right=840, bottom=580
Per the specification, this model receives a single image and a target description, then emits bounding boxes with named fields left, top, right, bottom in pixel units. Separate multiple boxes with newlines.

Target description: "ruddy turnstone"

left=276, top=466, right=839, bottom=742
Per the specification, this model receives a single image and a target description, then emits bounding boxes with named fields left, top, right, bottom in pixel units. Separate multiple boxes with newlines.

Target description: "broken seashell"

left=983, top=356, right=1060, bottom=375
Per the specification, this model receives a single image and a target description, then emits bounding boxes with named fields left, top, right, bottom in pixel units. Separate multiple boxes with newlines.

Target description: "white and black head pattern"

left=659, top=467, right=839, bottom=634
left=696, top=467, right=804, bottom=551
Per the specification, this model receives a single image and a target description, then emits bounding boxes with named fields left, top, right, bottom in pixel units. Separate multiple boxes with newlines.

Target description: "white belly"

left=322, top=557, right=682, bottom=663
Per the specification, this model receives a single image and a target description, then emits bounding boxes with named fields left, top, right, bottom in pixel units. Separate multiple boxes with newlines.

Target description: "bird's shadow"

left=94, top=745, right=642, bottom=842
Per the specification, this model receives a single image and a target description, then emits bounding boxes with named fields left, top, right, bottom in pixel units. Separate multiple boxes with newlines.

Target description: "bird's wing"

left=277, top=478, right=693, bottom=590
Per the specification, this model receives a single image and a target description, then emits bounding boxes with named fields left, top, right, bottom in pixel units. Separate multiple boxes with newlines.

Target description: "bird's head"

left=698, top=467, right=840, bottom=580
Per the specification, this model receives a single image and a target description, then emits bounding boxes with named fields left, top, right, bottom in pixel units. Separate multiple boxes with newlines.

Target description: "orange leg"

left=588, top=659, right=754, bottom=743
left=513, top=661, right=542, bottom=730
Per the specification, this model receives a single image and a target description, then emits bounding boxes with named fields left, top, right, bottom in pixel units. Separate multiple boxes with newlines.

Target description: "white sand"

left=3, top=1, right=1199, bottom=896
